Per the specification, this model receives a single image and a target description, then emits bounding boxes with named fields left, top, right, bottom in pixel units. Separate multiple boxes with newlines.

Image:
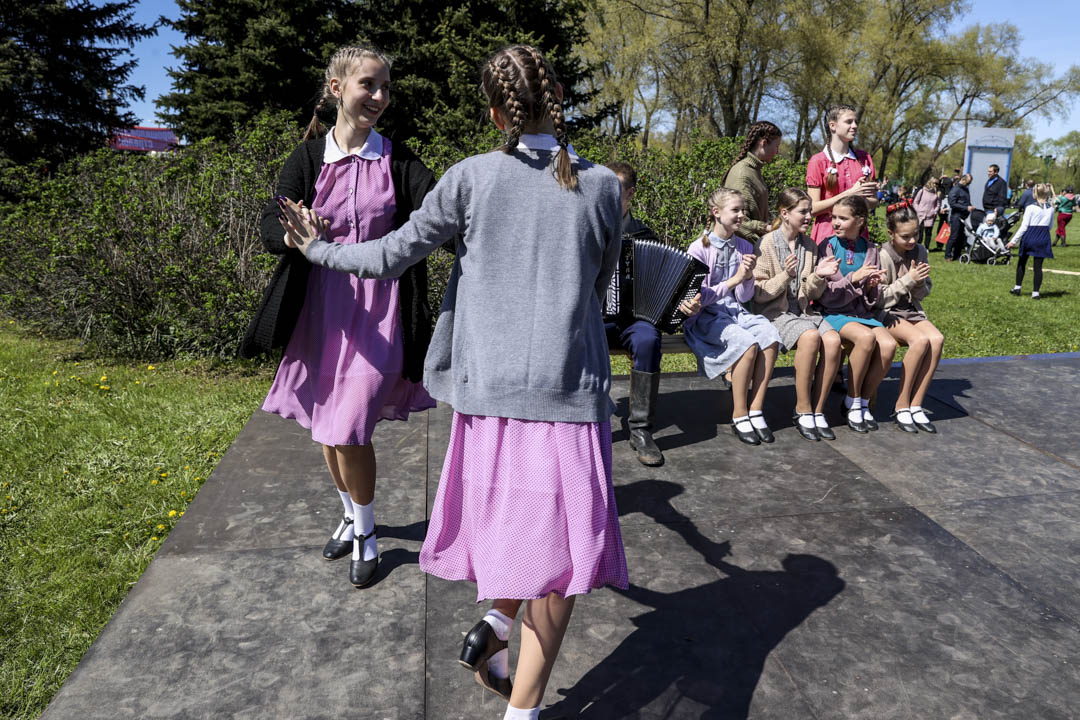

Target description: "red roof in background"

left=109, top=126, right=179, bottom=152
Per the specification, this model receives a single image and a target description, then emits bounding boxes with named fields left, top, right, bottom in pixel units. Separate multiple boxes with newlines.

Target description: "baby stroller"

left=959, top=215, right=1011, bottom=265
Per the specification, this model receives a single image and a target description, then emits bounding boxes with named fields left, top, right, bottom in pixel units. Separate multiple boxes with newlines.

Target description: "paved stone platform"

left=41, top=354, right=1080, bottom=719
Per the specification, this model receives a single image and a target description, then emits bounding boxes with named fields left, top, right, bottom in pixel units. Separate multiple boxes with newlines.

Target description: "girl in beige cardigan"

left=753, top=189, right=844, bottom=441
left=876, top=202, right=943, bottom=433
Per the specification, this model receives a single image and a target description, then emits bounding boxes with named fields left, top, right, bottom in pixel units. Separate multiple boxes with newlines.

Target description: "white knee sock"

left=748, top=410, right=769, bottom=429
left=483, top=609, right=513, bottom=679
left=336, top=491, right=355, bottom=541
left=350, top=499, right=377, bottom=562
left=503, top=705, right=539, bottom=720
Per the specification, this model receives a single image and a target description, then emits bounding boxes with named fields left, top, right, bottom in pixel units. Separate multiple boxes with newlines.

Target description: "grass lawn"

left=612, top=218, right=1080, bottom=374
left=0, top=324, right=273, bottom=720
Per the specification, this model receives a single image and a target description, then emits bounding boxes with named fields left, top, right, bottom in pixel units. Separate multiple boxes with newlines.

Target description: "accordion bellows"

left=605, top=238, right=709, bottom=334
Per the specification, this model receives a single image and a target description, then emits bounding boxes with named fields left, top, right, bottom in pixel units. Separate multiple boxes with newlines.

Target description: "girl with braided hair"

left=278, top=44, right=626, bottom=719
left=806, top=104, right=879, bottom=245
left=722, top=120, right=782, bottom=246
left=249, top=46, right=440, bottom=589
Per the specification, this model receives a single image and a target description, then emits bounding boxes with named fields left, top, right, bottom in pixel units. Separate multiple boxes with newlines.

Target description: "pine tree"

left=0, top=0, right=154, bottom=168
left=158, top=0, right=600, bottom=146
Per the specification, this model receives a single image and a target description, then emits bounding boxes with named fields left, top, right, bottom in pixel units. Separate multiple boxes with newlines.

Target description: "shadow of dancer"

left=544, top=480, right=845, bottom=719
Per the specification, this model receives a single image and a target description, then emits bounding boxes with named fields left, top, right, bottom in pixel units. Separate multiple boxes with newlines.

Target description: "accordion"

left=604, top=237, right=710, bottom=334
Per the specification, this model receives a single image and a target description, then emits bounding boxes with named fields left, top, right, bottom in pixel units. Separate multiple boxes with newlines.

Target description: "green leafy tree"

left=0, top=0, right=154, bottom=169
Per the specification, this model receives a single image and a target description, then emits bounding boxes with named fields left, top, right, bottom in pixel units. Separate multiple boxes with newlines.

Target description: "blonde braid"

left=304, top=46, right=391, bottom=141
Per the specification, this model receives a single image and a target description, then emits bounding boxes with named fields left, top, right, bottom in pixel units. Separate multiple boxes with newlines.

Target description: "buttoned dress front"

left=262, top=128, right=434, bottom=446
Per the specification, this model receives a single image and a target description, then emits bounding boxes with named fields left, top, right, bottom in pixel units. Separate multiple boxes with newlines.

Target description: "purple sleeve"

left=731, top=237, right=755, bottom=303
left=688, top=240, right=724, bottom=307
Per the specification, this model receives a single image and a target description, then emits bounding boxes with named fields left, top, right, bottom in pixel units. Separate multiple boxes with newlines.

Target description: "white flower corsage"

left=861, top=164, right=872, bottom=177
left=827, top=167, right=838, bottom=175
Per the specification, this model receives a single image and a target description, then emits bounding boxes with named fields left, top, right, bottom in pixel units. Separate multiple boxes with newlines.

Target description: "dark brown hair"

left=834, top=194, right=869, bottom=232
left=885, top=203, right=919, bottom=231
left=823, top=104, right=858, bottom=193
left=605, top=161, right=636, bottom=189
left=480, top=45, right=577, bottom=190
left=769, top=187, right=811, bottom=231
left=722, top=121, right=781, bottom=184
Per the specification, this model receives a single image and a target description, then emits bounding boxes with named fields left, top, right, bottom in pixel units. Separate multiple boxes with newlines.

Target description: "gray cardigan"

left=305, top=147, right=623, bottom=423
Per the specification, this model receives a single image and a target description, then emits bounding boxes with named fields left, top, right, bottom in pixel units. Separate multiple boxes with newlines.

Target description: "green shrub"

left=0, top=119, right=807, bottom=359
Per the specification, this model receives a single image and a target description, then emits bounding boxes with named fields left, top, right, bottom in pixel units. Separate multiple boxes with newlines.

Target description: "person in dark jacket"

left=946, top=174, right=975, bottom=261
left=604, top=161, right=665, bottom=466
left=1017, top=180, right=1035, bottom=213
left=244, top=46, right=442, bottom=589
left=981, top=164, right=1008, bottom=219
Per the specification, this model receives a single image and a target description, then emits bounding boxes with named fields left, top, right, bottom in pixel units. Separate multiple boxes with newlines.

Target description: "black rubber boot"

left=628, top=369, right=664, bottom=466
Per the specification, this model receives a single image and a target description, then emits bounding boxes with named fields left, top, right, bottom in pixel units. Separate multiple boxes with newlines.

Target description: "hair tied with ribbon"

left=886, top=199, right=912, bottom=213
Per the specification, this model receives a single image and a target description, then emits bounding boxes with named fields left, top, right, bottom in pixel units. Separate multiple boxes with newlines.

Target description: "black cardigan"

left=240, top=136, right=439, bottom=383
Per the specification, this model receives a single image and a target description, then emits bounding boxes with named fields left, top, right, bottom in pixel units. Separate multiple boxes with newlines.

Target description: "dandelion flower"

left=179, top=511, right=185, bottom=517
left=180, top=491, right=186, bottom=497
left=157, top=524, right=165, bottom=530
left=151, top=479, right=159, bottom=485
left=151, top=536, right=158, bottom=541
left=168, top=510, right=177, bottom=518
left=100, top=375, right=107, bottom=382
left=147, top=364, right=156, bottom=371
left=160, top=472, right=167, bottom=478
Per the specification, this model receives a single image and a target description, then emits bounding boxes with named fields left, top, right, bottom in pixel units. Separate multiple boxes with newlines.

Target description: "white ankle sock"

left=814, top=413, right=830, bottom=429
left=733, top=415, right=753, bottom=432
left=350, top=500, right=377, bottom=562
left=896, top=408, right=913, bottom=424
left=1012, top=285, right=1021, bottom=291
left=860, top=398, right=874, bottom=422
left=503, top=706, right=539, bottom=720
left=797, top=414, right=816, bottom=429
left=846, top=397, right=862, bottom=422
left=911, top=406, right=930, bottom=424
left=1032, top=291, right=1040, bottom=298
left=748, top=410, right=769, bottom=429
left=336, top=491, right=355, bottom=541
left=338, top=489, right=353, bottom=517
left=483, top=609, right=513, bottom=679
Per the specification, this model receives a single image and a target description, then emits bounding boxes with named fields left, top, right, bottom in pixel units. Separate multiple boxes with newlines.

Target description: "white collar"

left=324, top=127, right=384, bottom=162
left=516, top=133, right=578, bottom=158
left=822, top=146, right=858, bottom=161
left=708, top=231, right=736, bottom=248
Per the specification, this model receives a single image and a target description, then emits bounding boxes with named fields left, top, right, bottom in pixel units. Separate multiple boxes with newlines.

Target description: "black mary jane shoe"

left=1009, top=287, right=1022, bottom=296
left=460, top=620, right=513, bottom=700
left=732, top=421, right=761, bottom=445
left=862, top=413, right=879, bottom=432
left=913, top=415, right=938, bottom=434
left=793, top=413, right=820, bottom=442
left=814, top=416, right=836, bottom=441
left=846, top=412, right=868, bottom=434
left=750, top=417, right=775, bottom=444
left=894, top=415, right=919, bottom=434
left=349, top=526, right=379, bottom=588
left=322, top=515, right=354, bottom=561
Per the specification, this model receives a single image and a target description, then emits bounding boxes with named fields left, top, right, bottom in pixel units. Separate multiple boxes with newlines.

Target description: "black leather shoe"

left=1009, top=287, right=1021, bottom=295
left=894, top=416, right=918, bottom=433
left=793, top=413, right=820, bottom=441
left=460, top=619, right=508, bottom=672
left=732, top=421, right=760, bottom=445
left=349, top=526, right=378, bottom=587
left=846, top=411, right=868, bottom=433
left=913, top=415, right=937, bottom=434
left=863, top=414, right=879, bottom=432
left=322, top=515, right=354, bottom=561
left=750, top=416, right=775, bottom=443
left=814, top=415, right=836, bottom=440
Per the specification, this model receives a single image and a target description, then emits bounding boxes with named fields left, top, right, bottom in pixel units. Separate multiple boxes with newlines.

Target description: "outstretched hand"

left=276, top=196, right=329, bottom=255
left=815, top=256, right=840, bottom=278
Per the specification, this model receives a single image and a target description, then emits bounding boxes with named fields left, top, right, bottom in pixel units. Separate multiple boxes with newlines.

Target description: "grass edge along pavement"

left=0, top=323, right=271, bottom=720
left=4, top=232, right=1080, bottom=718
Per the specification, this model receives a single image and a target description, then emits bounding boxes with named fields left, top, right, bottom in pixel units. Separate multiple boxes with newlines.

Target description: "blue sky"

left=122, top=0, right=1077, bottom=142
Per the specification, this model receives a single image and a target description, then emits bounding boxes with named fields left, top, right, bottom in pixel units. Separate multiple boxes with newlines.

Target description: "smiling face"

left=888, top=219, right=919, bottom=253
left=831, top=203, right=864, bottom=239
left=711, top=194, right=745, bottom=235
left=331, top=57, right=391, bottom=130
left=829, top=110, right=858, bottom=145
left=782, top=199, right=813, bottom=234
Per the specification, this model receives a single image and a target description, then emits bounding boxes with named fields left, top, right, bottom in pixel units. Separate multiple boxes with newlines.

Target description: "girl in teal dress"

left=816, top=195, right=897, bottom=433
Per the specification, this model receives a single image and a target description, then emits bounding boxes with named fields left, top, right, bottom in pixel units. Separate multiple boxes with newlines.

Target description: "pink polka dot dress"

left=262, top=130, right=434, bottom=446
left=420, top=414, right=628, bottom=601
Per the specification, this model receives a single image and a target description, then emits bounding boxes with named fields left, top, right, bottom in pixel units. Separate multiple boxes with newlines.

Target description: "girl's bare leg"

left=813, top=331, right=842, bottom=413
left=323, top=444, right=347, bottom=492
left=911, top=321, right=945, bottom=408
left=335, top=444, right=376, bottom=504
left=793, top=331, right=821, bottom=414
left=862, top=326, right=898, bottom=400
left=838, top=323, right=874, bottom=400
left=749, top=342, right=779, bottom=412
left=508, top=592, right=576, bottom=710
left=729, top=345, right=758, bottom=419
left=885, top=319, right=927, bottom=410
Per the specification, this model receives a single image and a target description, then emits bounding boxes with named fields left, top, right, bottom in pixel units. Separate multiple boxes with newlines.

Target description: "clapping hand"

left=909, top=261, right=930, bottom=283
left=783, top=252, right=798, bottom=277
left=733, top=252, right=756, bottom=282
left=679, top=292, right=702, bottom=317
left=851, top=263, right=879, bottom=284
left=276, top=196, right=329, bottom=255
left=815, top=255, right=840, bottom=278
